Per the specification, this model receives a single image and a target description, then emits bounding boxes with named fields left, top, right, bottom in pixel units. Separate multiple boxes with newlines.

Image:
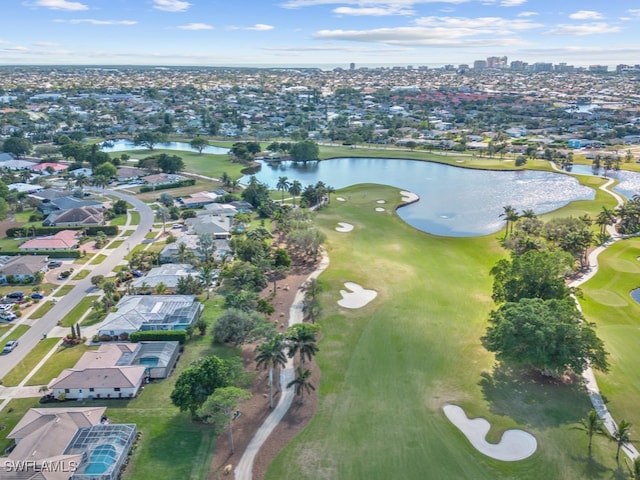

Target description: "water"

left=101, top=139, right=229, bottom=155
left=631, top=288, right=640, bottom=305
left=244, top=158, right=595, bottom=237
left=561, top=165, right=640, bottom=199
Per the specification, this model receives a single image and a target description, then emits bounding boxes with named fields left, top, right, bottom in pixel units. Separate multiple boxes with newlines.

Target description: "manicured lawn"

left=123, top=229, right=136, bottom=236
left=1, top=338, right=60, bottom=386
left=130, top=211, right=141, bottom=225
left=62, top=296, right=99, bottom=327
left=0, top=237, right=23, bottom=250
left=107, top=239, right=124, bottom=249
left=0, top=324, right=29, bottom=344
left=29, top=300, right=57, bottom=319
left=72, top=270, right=90, bottom=280
left=110, top=215, right=128, bottom=226
left=89, top=254, right=107, bottom=265
left=130, top=148, right=245, bottom=180
left=145, top=231, right=157, bottom=239
left=0, top=398, right=40, bottom=453
left=53, top=285, right=74, bottom=297
left=580, top=238, right=640, bottom=430
left=26, top=344, right=95, bottom=386
left=267, top=184, right=620, bottom=480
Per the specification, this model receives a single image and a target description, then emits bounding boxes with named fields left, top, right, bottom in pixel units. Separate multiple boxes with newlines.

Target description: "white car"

left=0, top=313, right=17, bottom=321
left=0, top=304, right=12, bottom=311
left=3, top=340, right=18, bottom=353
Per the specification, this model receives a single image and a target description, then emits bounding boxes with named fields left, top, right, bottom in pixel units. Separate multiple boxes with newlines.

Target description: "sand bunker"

left=399, top=190, right=419, bottom=203
left=375, top=207, right=385, bottom=212
left=376, top=200, right=386, bottom=204
left=443, top=405, right=537, bottom=461
left=336, top=197, right=346, bottom=202
left=337, top=282, right=377, bottom=309
left=335, top=222, right=354, bottom=233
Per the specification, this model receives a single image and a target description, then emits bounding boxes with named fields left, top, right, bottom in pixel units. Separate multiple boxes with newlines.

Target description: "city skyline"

left=0, top=0, right=639, bottom=68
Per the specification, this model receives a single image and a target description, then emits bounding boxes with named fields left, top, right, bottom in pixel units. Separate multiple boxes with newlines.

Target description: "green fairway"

left=267, top=184, right=620, bottom=480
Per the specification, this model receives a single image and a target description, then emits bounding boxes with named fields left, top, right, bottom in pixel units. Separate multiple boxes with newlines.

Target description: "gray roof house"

left=131, top=263, right=199, bottom=291
left=97, top=294, right=203, bottom=337
left=43, top=206, right=104, bottom=227
left=37, top=196, right=103, bottom=215
left=185, top=214, right=231, bottom=238
left=0, top=255, right=48, bottom=284
left=159, top=234, right=230, bottom=264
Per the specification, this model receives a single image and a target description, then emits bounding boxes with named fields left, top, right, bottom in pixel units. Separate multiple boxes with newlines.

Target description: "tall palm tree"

left=576, top=409, right=605, bottom=456
left=255, top=334, right=288, bottom=409
left=286, top=324, right=319, bottom=367
left=198, top=263, right=217, bottom=300
left=220, top=171, right=231, bottom=188
left=286, top=367, right=315, bottom=404
left=613, top=419, right=633, bottom=464
left=595, top=206, right=616, bottom=236
left=155, top=282, right=167, bottom=295
left=499, top=205, right=519, bottom=237
left=276, top=176, right=290, bottom=203
left=288, top=180, right=302, bottom=207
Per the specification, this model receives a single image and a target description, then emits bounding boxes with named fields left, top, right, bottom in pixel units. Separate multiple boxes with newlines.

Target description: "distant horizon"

left=1, top=1, right=639, bottom=68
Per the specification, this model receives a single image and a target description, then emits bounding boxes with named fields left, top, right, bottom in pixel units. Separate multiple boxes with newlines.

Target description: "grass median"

left=29, top=300, right=57, bottom=319
left=61, top=296, right=99, bottom=327
left=1, top=337, right=60, bottom=386
left=26, top=343, right=95, bottom=386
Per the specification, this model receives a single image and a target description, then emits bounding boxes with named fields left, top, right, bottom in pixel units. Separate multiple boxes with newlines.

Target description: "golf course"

left=265, top=180, right=633, bottom=479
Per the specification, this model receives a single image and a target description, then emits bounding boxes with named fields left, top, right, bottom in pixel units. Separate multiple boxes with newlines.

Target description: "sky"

left=1, top=0, right=639, bottom=68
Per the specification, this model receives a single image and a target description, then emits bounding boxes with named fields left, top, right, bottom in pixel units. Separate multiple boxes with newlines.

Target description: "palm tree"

left=255, top=334, right=288, bottom=408
left=176, top=242, right=193, bottom=264
left=276, top=176, right=290, bottom=203
left=575, top=409, right=605, bottom=456
left=325, top=185, right=335, bottom=204
left=286, top=324, right=319, bottom=367
left=499, top=205, right=519, bottom=237
left=287, top=367, right=315, bottom=404
left=155, top=282, right=167, bottom=295
left=613, top=419, right=633, bottom=464
left=220, top=171, right=231, bottom=188
left=288, top=180, right=302, bottom=207
left=198, top=263, right=217, bottom=300
left=595, top=206, right=616, bottom=237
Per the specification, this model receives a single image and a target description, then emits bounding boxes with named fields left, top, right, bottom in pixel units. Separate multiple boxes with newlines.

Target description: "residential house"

left=131, top=263, right=199, bottom=292
left=185, top=214, right=232, bottom=238
left=159, top=235, right=230, bottom=264
left=19, top=230, right=79, bottom=252
left=43, top=206, right=104, bottom=227
left=140, top=172, right=186, bottom=187
left=30, top=162, right=69, bottom=175
left=97, top=294, right=203, bottom=338
left=116, top=166, right=148, bottom=182
left=49, top=365, right=147, bottom=400
left=0, top=255, right=48, bottom=284
left=0, top=157, right=38, bottom=170
left=229, top=200, right=254, bottom=213
left=200, top=202, right=238, bottom=217
left=178, top=191, right=219, bottom=208
left=7, top=182, right=43, bottom=194
left=37, top=196, right=103, bottom=215
left=1, top=406, right=137, bottom=480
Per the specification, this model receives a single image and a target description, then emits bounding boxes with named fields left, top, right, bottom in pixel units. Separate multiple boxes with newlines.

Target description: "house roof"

left=43, top=206, right=103, bottom=226
left=30, top=162, right=69, bottom=172
left=47, top=196, right=102, bottom=211
left=0, top=255, right=48, bottom=276
left=131, top=263, right=198, bottom=289
left=0, top=159, right=38, bottom=170
left=49, top=366, right=147, bottom=390
left=185, top=215, right=231, bottom=236
left=20, top=230, right=78, bottom=250
left=142, top=172, right=185, bottom=184
left=74, top=343, right=138, bottom=369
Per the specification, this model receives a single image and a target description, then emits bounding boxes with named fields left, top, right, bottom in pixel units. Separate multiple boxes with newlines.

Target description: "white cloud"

left=282, top=0, right=469, bottom=9
left=569, top=10, right=603, bottom=20
left=333, top=6, right=415, bottom=16
left=153, top=0, right=191, bottom=12
left=546, top=23, right=620, bottom=36
left=2, top=46, right=30, bottom=52
left=53, top=19, right=137, bottom=25
left=627, top=9, right=640, bottom=17
left=32, top=41, right=60, bottom=46
left=414, top=15, right=542, bottom=32
left=178, top=23, right=213, bottom=30
left=34, top=0, right=88, bottom=11
left=500, top=0, right=526, bottom=6
left=517, top=11, right=538, bottom=17
left=246, top=24, right=274, bottom=31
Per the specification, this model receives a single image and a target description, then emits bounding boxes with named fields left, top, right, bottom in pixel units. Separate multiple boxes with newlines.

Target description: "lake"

left=561, top=164, right=640, bottom=199
left=101, top=139, right=230, bottom=155
left=244, top=158, right=595, bottom=237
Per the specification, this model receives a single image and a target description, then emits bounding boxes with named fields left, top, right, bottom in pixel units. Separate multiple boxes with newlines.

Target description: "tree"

left=213, top=309, right=271, bottom=346
left=197, top=387, right=251, bottom=453
left=198, top=263, right=217, bottom=300
left=290, top=140, right=319, bottom=162
left=288, top=180, right=302, bottom=207
left=159, top=193, right=174, bottom=207
left=302, top=278, right=323, bottom=323
left=286, top=323, right=319, bottom=367
left=3, top=136, right=32, bottom=157
left=157, top=153, right=185, bottom=173
left=613, top=419, right=633, bottom=464
left=170, top=355, right=233, bottom=417
left=133, top=131, right=168, bottom=150
left=93, top=161, right=117, bottom=179
left=176, top=274, right=204, bottom=295
left=190, top=136, right=209, bottom=154
left=575, top=409, right=606, bottom=456
left=287, top=367, right=315, bottom=404
left=194, top=318, right=208, bottom=335
left=481, top=297, right=608, bottom=377
left=90, top=275, right=105, bottom=289
left=276, top=176, right=290, bottom=203
left=255, top=334, right=288, bottom=408
left=499, top=205, right=519, bottom=237
left=196, top=233, right=217, bottom=264
left=112, top=199, right=128, bottom=215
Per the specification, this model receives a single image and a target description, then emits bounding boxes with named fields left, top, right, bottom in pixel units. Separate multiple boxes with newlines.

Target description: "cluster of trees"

left=481, top=248, right=608, bottom=378
left=230, top=141, right=261, bottom=163
left=616, top=195, right=640, bottom=235
left=133, top=130, right=168, bottom=150
left=275, top=208, right=326, bottom=261
left=137, top=153, right=185, bottom=174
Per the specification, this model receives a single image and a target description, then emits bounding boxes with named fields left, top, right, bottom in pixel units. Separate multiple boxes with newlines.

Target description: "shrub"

left=129, top=330, right=187, bottom=344
left=98, top=334, right=113, bottom=342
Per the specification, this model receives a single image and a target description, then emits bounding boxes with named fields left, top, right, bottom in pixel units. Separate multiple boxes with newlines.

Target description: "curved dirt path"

left=565, top=173, right=639, bottom=460
left=235, top=252, right=330, bottom=480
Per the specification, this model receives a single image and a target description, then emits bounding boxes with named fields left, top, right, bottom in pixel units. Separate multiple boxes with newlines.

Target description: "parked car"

left=6, top=291, right=24, bottom=300
left=0, top=313, right=17, bottom=321
left=131, top=270, right=144, bottom=277
left=30, top=292, right=44, bottom=299
left=48, top=260, right=62, bottom=268
left=3, top=340, right=18, bottom=353
left=0, top=304, right=12, bottom=311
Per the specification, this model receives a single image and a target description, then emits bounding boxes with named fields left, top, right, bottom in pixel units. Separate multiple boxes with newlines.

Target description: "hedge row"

left=139, top=178, right=196, bottom=193
left=0, top=250, right=81, bottom=258
left=6, top=225, right=119, bottom=238
left=129, top=330, right=187, bottom=345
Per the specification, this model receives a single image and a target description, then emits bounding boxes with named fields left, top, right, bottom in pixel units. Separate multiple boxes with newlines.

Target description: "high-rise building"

left=473, top=60, right=487, bottom=70
left=510, top=60, right=527, bottom=71
left=487, top=56, right=507, bottom=68
left=349, top=62, right=355, bottom=71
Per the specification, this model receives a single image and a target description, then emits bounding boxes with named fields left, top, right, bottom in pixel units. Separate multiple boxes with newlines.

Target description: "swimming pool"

left=83, top=444, right=117, bottom=475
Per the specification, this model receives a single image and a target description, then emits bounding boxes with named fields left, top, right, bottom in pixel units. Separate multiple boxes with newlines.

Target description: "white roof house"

left=131, top=263, right=199, bottom=290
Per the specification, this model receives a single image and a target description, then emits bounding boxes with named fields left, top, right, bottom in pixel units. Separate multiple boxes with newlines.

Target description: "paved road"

left=0, top=189, right=154, bottom=380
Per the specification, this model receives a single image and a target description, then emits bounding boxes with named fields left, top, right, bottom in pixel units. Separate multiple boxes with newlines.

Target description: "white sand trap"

left=443, top=405, right=537, bottom=461
left=456, top=160, right=465, bottom=163
left=335, top=222, right=354, bottom=232
left=376, top=199, right=386, bottom=204
left=375, top=207, right=385, bottom=212
left=337, top=282, right=377, bottom=309
left=336, top=196, right=346, bottom=202
left=400, top=190, right=419, bottom=203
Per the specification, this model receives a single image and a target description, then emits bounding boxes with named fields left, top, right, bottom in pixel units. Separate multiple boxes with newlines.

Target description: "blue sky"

left=1, top=0, right=639, bottom=67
